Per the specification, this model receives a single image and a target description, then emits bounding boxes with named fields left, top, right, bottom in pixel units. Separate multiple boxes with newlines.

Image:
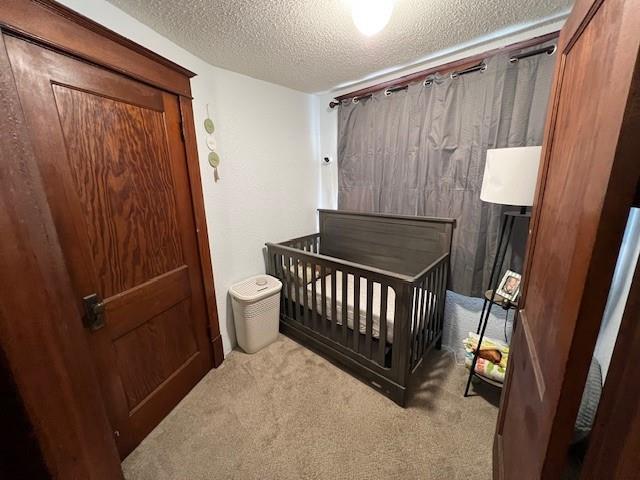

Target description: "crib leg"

left=392, top=387, right=408, bottom=408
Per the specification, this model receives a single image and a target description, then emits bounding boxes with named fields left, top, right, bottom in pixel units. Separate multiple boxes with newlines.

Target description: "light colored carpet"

left=123, top=335, right=499, bottom=480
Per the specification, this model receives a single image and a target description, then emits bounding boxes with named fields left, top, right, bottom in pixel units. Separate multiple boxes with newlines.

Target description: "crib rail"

left=279, top=233, right=320, bottom=253
left=267, top=239, right=448, bottom=392
left=266, top=212, right=453, bottom=406
left=266, top=242, right=408, bottom=370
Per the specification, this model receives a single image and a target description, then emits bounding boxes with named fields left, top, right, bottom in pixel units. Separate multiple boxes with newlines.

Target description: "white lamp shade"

left=480, top=146, right=542, bottom=206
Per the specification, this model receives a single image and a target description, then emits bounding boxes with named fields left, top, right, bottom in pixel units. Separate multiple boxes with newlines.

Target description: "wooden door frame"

left=0, top=0, right=222, bottom=476
left=494, top=0, right=640, bottom=476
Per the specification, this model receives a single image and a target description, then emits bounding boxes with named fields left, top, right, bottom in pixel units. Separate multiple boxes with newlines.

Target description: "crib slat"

left=377, top=284, right=388, bottom=366
left=285, top=255, right=293, bottom=318
left=365, top=280, right=374, bottom=358
left=330, top=270, right=337, bottom=340
left=342, top=272, right=348, bottom=346
left=278, top=254, right=286, bottom=315
left=422, top=271, right=429, bottom=348
left=320, top=265, right=327, bottom=335
left=293, top=257, right=301, bottom=322
left=267, top=251, right=274, bottom=277
left=439, top=263, right=448, bottom=337
left=430, top=266, right=439, bottom=344
left=421, top=271, right=428, bottom=347
left=302, top=260, right=309, bottom=326
left=435, top=267, right=441, bottom=342
left=418, top=282, right=425, bottom=363
left=434, top=264, right=442, bottom=342
left=281, top=254, right=286, bottom=316
left=415, top=280, right=422, bottom=358
left=353, top=274, right=360, bottom=353
left=437, top=264, right=444, bottom=339
left=311, top=262, right=318, bottom=330
left=411, top=283, right=421, bottom=367
left=427, top=268, right=434, bottom=346
left=417, top=277, right=427, bottom=358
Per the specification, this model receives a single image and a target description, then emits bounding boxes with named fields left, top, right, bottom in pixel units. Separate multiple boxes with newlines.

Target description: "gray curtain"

left=337, top=45, right=556, bottom=296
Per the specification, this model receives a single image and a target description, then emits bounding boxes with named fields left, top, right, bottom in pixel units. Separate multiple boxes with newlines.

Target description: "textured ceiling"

left=106, top=0, right=572, bottom=93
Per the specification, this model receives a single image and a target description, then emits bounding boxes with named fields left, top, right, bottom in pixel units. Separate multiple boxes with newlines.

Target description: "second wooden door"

left=6, top=34, right=214, bottom=457
left=494, top=0, right=640, bottom=477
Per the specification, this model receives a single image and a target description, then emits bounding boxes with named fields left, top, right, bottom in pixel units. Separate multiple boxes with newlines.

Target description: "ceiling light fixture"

left=351, top=0, right=394, bottom=37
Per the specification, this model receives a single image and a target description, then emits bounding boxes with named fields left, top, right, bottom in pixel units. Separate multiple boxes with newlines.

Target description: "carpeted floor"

left=123, top=335, right=499, bottom=480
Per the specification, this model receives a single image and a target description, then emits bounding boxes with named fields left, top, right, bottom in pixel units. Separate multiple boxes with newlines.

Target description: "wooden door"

left=5, top=35, right=214, bottom=457
left=494, top=0, right=640, bottom=478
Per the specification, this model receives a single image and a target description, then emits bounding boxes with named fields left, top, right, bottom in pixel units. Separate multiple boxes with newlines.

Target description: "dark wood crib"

left=266, top=210, right=455, bottom=406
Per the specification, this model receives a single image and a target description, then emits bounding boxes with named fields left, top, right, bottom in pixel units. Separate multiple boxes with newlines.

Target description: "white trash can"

left=230, top=275, right=282, bottom=354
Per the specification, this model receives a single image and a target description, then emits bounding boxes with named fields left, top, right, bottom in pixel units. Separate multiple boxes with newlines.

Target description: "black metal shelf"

left=471, top=372, right=504, bottom=389
left=463, top=210, right=529, bottom=397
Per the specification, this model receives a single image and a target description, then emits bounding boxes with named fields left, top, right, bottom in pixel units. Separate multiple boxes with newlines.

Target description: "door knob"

left=82, top=293, right=105, bottom=331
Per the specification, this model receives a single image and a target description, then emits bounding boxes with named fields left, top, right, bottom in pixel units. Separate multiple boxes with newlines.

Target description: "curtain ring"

left=352, top=96, right=359, bottom=104
left=384, top=88, right=392, bottom=96
left=450, top=72, right=458, bottom=79
left=480, top=63, right=488, bottom=72
left=547, top=44, right=557, bottom=56
left=509, top=57, right=518, bottom=64
left=424, top=78, right=433, bottom=87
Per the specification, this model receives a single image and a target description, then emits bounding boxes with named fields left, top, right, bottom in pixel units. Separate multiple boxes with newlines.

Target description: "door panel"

left=6, top=35, right=213, bottom=457
left=495, top=0, right=640, bottom=478
left=52, top=85, right=185, bottom=298
left=114, top=299, right=198, bottom=409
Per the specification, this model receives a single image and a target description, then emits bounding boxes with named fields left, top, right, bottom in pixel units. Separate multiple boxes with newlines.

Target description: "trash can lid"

left=229, top=275, right=282, bottom=302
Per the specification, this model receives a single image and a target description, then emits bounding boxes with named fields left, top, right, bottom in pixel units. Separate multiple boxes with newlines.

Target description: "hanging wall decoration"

left=204, top=104, right=221, bottom=182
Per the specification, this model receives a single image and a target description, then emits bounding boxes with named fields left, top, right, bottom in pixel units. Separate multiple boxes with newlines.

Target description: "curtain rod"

left=509, top=44, right=557, bottom=63
left=328, top=31, right=559, bottom=109
left=332, top=61, right=487, bottom=106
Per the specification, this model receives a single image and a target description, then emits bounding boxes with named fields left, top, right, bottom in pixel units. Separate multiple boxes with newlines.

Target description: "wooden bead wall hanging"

left=204, top=105, right=221, bottom=182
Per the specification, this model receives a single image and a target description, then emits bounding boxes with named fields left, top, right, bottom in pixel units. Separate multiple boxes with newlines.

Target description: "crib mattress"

left=284, top=273, right=435, bottom=344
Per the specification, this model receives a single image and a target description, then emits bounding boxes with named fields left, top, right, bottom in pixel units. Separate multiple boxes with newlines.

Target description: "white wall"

left=59, top=0, right=319, bottom=355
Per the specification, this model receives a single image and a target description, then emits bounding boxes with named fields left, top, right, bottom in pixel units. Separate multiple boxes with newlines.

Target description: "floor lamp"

left=464, top=146, right=542, bottom=397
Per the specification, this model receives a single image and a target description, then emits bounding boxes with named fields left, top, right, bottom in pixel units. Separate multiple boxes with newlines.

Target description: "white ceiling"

left=107, top=0, right=572, bottom=93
